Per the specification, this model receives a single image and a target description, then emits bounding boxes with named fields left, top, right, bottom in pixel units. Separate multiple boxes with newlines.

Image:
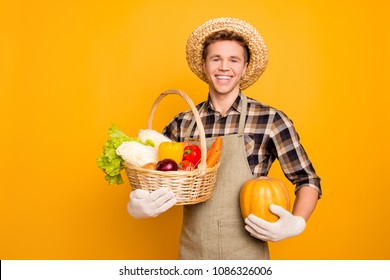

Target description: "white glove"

left=127, top=187, right=177, bottom=219
left=244, top=204, right=306, bottom=242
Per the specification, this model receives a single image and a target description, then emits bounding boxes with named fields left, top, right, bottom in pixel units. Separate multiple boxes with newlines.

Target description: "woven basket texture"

left=124, top=89, right=219, bottom=205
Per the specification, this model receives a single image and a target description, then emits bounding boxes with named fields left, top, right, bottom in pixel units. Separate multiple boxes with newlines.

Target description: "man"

left=128, top=18, right=321, bottom=259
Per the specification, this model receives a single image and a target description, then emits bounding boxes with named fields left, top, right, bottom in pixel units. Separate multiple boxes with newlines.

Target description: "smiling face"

left=202, top=40, right=248, bottom=97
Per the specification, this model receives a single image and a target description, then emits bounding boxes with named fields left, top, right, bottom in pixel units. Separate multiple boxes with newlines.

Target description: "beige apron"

left=179, top=95, right=270, bottom=260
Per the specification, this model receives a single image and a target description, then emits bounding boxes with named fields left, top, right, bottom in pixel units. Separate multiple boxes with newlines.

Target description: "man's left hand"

left=244, top=204, right=306, bottom=242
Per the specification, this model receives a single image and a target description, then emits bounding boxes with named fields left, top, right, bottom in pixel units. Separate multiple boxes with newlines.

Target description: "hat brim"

left=186, top=17, right=268, bottom=90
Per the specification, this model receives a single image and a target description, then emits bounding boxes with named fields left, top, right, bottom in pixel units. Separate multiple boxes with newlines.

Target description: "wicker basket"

left=124, top=89, right=220, bottom=205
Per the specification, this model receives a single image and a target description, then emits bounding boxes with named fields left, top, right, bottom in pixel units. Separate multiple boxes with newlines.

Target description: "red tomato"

left=178, top=160, right=195, bottom=171
left=183, top=144, right=201, bottom=167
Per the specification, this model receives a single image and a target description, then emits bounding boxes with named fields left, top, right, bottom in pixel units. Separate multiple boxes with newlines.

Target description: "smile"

left=215, top=75, right=232, bottom=80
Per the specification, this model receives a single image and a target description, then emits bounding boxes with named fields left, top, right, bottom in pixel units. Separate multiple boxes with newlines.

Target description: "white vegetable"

left=116, top=141, right=158, bottom=167
left=137, top=129, right=172, bottom=148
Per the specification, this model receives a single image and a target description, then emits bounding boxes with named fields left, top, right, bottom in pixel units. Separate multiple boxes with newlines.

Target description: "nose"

left=218, top=59, right=229, bottom=71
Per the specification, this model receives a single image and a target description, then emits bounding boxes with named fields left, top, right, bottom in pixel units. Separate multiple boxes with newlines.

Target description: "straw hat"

left=186, top=17, right=268, bottom=90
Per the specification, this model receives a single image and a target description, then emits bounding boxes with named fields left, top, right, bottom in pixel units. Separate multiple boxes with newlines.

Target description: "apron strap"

left=238, top=94, right=248, bottom=135
left=184, top=94, right=248, bottom=139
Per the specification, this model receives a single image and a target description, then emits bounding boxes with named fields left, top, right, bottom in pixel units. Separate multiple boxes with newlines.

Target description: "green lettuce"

left=96, top=124, right=154, bottom=185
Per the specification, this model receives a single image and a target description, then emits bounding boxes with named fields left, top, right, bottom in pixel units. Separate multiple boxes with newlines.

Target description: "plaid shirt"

left=163, top=92, right=322, bottom=196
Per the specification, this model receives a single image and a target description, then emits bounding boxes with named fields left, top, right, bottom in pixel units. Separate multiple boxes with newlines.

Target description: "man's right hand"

left=127, top=188, right=177, bottom=219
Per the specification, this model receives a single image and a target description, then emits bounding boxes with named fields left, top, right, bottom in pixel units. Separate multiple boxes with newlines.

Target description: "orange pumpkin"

left=239, top=176, right=290, bottom=222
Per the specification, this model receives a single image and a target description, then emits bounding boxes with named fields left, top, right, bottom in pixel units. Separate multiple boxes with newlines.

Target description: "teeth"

left=216, top=75, right=230, bottom=80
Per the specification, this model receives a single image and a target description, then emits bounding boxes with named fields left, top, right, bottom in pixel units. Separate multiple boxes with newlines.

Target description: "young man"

left=128, top=18, right=321, bottom=259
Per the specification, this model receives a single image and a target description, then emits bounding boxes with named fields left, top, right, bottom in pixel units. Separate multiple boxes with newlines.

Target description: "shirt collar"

left=205, top=92, right=243, bottom=115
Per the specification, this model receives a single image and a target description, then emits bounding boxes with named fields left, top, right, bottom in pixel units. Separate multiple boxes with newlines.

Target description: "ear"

left=202, top=60, right=209, bottom=82
left=241, top=62, right=248, bottom=77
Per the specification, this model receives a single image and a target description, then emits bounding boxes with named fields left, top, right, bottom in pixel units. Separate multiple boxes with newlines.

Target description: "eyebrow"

left=208, top=54, right=243, bottom=60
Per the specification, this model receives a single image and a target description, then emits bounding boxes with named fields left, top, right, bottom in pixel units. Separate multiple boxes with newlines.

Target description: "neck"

left=209, top=91, right=240, bottom=116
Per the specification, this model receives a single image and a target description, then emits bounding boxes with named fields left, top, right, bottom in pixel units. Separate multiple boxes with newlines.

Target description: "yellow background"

left=1, top=0, right=389, bottom=259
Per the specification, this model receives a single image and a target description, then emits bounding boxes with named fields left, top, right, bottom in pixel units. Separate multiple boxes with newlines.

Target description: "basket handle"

left=147, top=89, right=207, bottom=173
